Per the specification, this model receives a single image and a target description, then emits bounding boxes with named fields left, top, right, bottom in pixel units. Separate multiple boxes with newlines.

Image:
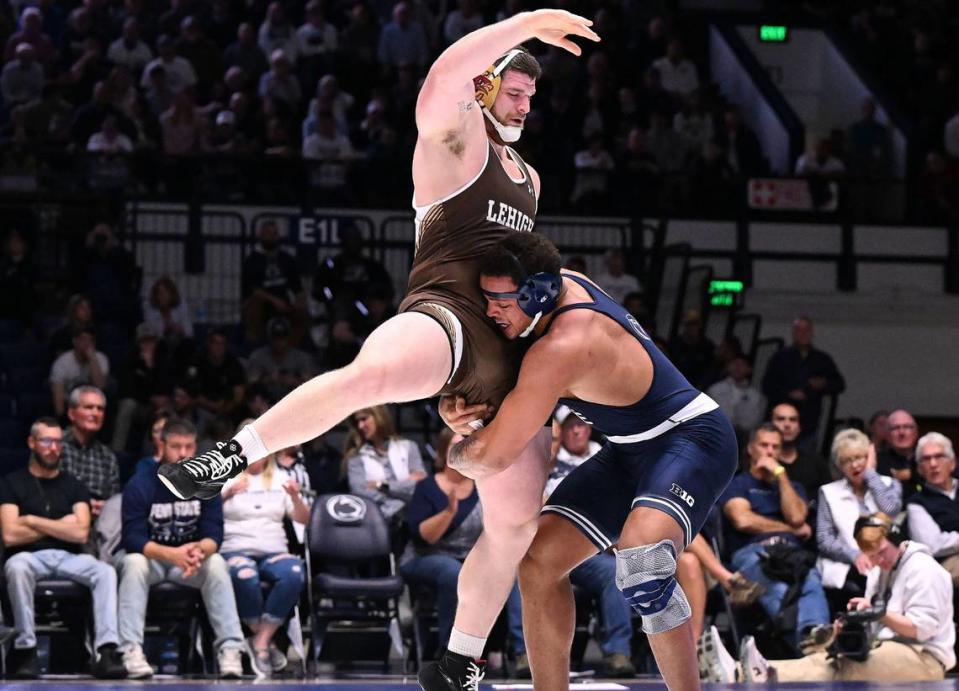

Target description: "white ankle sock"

left=232, top=425, right=269, bottom=463
left=447, top=628, right=486, bottom=659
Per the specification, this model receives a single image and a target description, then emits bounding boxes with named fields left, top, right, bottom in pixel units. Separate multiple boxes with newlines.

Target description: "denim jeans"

left=731, top=541, right=830, bottom=642
left=4, top=549, right=119, bottom=650
left=222, top=552, right=305, bottom=625
left=115, top=551, right=244, bottom=651
left=570, top=553, right=632, bottom=656
left=402, top=554, right=524, bottom=654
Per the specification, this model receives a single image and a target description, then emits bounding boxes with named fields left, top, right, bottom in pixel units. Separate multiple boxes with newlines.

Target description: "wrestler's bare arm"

left=447, top=333, right=582, bottom=478
left=413, top=11, right=596, bottom=200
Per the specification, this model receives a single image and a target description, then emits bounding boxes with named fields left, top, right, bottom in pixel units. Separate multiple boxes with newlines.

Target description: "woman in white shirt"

left=221, top=424, right=311, bottom=679
left=343, top=405, right=426, bottom=521
left=816, top=429, right=901, bottom=607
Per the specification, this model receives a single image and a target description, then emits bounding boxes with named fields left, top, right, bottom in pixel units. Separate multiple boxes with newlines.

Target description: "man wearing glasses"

left=877, top=409, right=918, bottom=491
left=0, top=417, right=126, bottom=678
left=60, top=386, right=120, bottom=518
left=906, top=432, right=959, bottom=584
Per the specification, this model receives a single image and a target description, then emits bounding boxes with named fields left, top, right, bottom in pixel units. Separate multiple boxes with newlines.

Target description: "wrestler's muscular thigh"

left=453, top=427, right=552, bottom=636
left=254, top=312, right=452, bottom=452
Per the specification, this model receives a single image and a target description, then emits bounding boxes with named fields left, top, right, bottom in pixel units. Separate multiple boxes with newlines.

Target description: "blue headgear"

left=481, top=251, right=561, bottom=338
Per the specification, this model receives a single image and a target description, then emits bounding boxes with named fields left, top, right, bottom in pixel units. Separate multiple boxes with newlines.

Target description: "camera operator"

left=702, top=511, right=954, bottom=682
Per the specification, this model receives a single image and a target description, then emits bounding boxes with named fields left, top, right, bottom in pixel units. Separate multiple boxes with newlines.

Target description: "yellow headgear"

left=473, top=49, right=523, bottom=110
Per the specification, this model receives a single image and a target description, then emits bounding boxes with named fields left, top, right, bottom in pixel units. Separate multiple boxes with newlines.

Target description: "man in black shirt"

left=762, top=316, right=845, bottom=441
left=878, top=408, right=919, bottom=496
left=241, top=218, right=307, bottom=345
left=183, top=328, right=246, bottom=425
left=771, top=402, right=833, bottom=502
left=0, top=417, right=125, bottom=679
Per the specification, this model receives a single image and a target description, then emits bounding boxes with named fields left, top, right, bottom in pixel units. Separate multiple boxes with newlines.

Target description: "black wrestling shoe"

left=418, top=651, right=487, bottom=691
left=157, top=441, right=247, bottom=500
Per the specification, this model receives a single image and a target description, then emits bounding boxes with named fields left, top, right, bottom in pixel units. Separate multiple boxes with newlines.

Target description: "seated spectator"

left=1, top=44, right=44, bottom=109
left=721, top=423, right=831, bottom=651
left=673, top=91, right=715, bottom=153
left=60, top=385, right=120, bottom=518
left=107, top=17, right=152, bottom=73
left=241, top=218, right=307, bottom=345
left=49, top=294, right=95, bottom=363
left=183, top=328, right=246, bottom=424
left=143, top=276, right=194, bottom=369
left=817, top=429, right=901, bottom=608
left=175, top=16, right=221, bottom=100
left=132, top=409, right=172, bottom=480
left=111, top=323, right=170, bottom=453
left=704, top=512, right=954, bottom=683
left=258, top=49, right=301, bottom=110
left=878, top=409, right=918, bottom=489
left=761, top=315, right=845, bottom=442
left=245, top=317, right=315, bottom=401
left=652, top=37, right=699, bottom=100
left=795, top=137, right=846, bottom=179
left=87, top=116, right=133, bottom=154
left=276, top=445, right=313, bottom=501
left=590, top=249, right=640, bottom=306
left=140, top=34, right=196, bottom=95
left=115, top=418, right=245, bottom=679
left=667, top=310, right=714, bottom=388
left=846, top=98, right=893, bottom=179
left=571, top=133, right=615, bottom=209
left=296, top=0, right=337, bottom=81
left=378, top=2, right=429, bottom=74
left=302, top=109, right=356, bottom=198
left=73, top=223, right=141, bottom=329
left=918, top=150, right=959, bottom=224
left=907, top=432, right=959, bottom=584
left=690, top=139, right=737, bottom=215
left=223, top=23, right=268, bottom=83
left=443, top=0, right=484, bottom=46
left=644, top=109, right=691, bottom=174
left=706, top=355, right=765, bottom=440
left=0, top=228, right=36, bottom=331
left=401, top=429, right=523, bottom=665
left=304, top=75, right=356, bottom=138
left=770, top=402, right=832, bottom=501
left=143, top=63, right=174, bottom=119
left=313, top=223, right=393, bottom=324
left=542, top=409, right=635, bottom=677
left=220, top=423, right=310, bottom=679
left=716, top=105, right=764, bottom=178
left=171, top=381, right=210, bottom=445
left=160, top=90, right=204, bottom=155
left=344, top=405, right=426, bottom=523
left=18, top=83, right=74, bottom=147
left=257, top=2, right=297, bottom=64
left=50, top=327, right=109, bottom=417
left=4, top=7, right=56, bottom=68
left=867, top=409, right=890, bottom=451
left=0, top=417, right=126, bottom=679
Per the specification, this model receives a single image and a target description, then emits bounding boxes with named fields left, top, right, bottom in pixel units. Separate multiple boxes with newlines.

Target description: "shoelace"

left=462, top=661, right=485, bottom=691
left=181, top=445, right=240, bottom=480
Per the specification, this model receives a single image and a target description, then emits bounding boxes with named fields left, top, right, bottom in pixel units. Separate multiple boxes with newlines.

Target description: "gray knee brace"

left=615, top=539, right=691, bottom=635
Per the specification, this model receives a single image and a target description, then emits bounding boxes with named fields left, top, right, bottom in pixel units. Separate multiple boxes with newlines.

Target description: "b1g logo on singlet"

left=626, top=314, right=652, bottom=341
left=670, top=483, right=695, bottom=508
left=486, top=200, right=534, bottom=232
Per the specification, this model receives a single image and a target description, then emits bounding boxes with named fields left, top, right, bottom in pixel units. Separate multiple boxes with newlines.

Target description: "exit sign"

left=709, top=280, right=744, bottom=307
left=759, top=25, right=789, bottom=42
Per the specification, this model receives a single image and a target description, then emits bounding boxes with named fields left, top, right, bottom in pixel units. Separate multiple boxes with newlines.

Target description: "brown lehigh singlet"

left=399, top=141, right=538, bottom=408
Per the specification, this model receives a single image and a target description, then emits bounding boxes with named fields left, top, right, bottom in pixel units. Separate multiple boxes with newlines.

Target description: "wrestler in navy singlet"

left=543, top=273, right=739, bottom=550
